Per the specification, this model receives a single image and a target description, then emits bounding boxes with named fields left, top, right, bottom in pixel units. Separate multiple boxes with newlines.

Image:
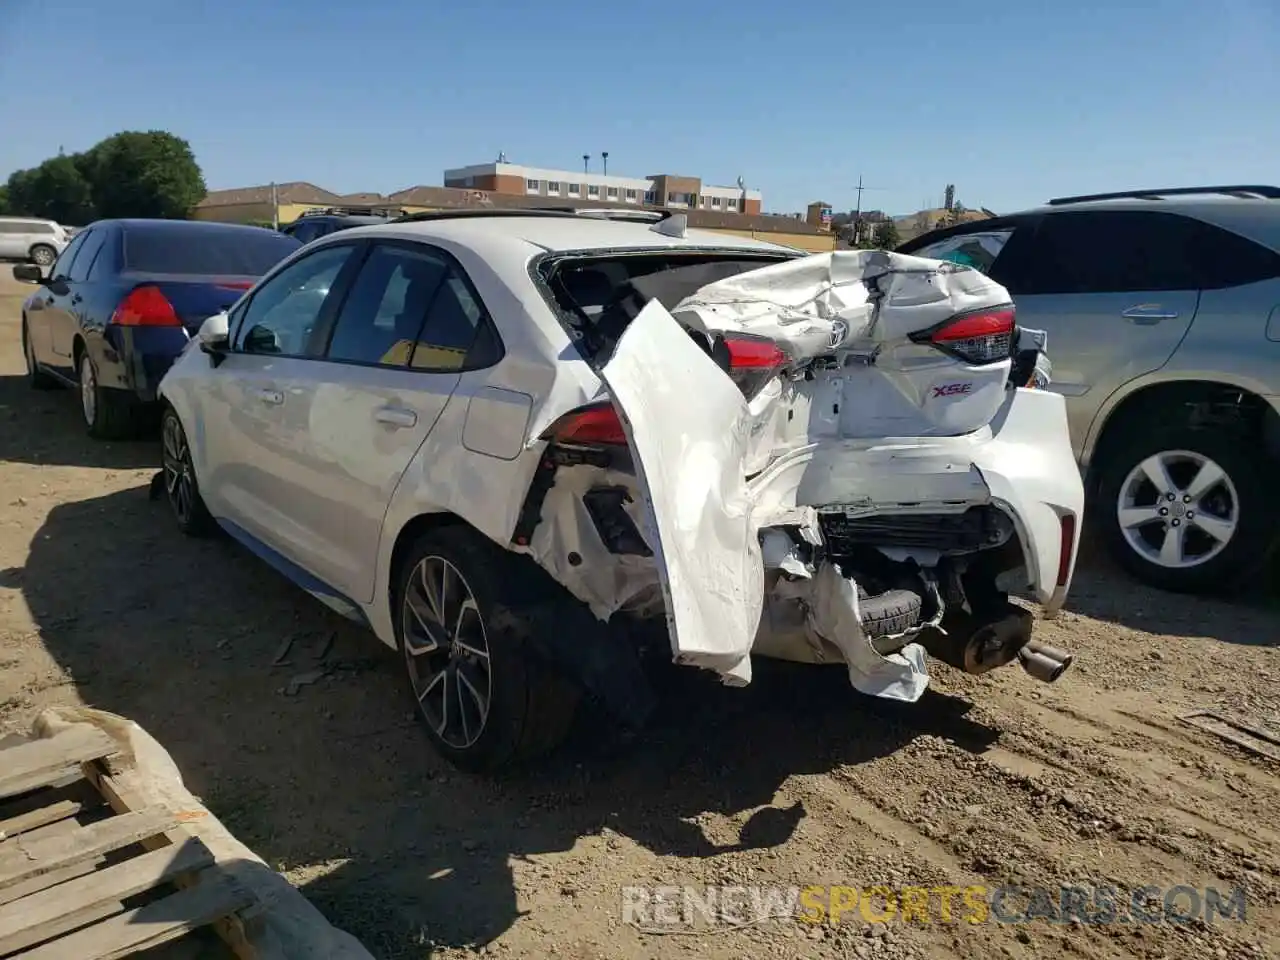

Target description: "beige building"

left=193, top=180, right=836, bottom=253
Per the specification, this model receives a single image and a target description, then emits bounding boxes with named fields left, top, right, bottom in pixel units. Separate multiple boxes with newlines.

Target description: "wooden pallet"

left=0, top=727, right=254, bottom=959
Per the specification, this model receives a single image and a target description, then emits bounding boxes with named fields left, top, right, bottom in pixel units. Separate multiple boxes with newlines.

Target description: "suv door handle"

left=374, top=406, right=417, bottom=428
left=1121, top=305, right=1178, bottom=324
left=255, top=388, right=284, bottom=405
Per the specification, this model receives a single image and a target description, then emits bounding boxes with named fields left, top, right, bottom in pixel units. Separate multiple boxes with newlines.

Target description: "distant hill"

left=894, top=207, right=995, bottom=243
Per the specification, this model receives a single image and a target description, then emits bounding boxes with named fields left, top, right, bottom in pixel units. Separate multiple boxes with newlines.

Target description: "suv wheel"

left=29, top=244, right=56, bottom=267
left=160, top=408, right=214, bottom=536
left=1096, top=427, right=1275, bottom=593
left=394, top=527, right=579, bottom=773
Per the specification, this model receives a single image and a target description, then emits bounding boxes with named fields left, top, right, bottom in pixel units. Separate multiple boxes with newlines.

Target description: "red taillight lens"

left=1056, top=512, right=1077, bottom=588
left=545, top=402, right=628, bottom=446
left=921, top=305, right=1015, bottom=365
left=215, top=280, right=255, bottom=291
left=111, top=285, right=181, bottom=327
left=723, top=334, right=788, bottom=399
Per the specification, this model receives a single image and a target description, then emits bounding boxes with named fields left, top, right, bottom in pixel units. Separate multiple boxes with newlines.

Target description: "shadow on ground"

left=1059, top=522, right=1280, bottom=647
left=8, top=482, right=1001, bottom=957
left=0, top=374, right=159, bottom=468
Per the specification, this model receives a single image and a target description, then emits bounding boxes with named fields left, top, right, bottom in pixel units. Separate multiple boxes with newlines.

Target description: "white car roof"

left=330, top=214, right=800, bottom=256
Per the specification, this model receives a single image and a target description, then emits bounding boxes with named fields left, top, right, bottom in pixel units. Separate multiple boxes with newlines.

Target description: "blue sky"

left=1, top=0, right=1276, bottom=216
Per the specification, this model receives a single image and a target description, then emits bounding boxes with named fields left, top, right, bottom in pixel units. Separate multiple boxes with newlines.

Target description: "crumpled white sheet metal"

left=527, top=464, right=661, bottom=620
left=805, top=563, right=931, bottom=702
left=599, top=300, right=763, bottom=685
left=669, top=249, right=1011, bottom=359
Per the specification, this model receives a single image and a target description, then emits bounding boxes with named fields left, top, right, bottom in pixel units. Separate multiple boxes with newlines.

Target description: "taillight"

left=544, top=402, right=628, bottom=446
left=723, top=334, right=788, bottom=399
left=916, top=305, right=1015, bottom=365
left=111, top=286, right=181, bottom=327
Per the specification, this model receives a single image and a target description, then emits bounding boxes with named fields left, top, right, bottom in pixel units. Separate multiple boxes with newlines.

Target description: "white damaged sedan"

left=157, top=210, right=1083, bottom=772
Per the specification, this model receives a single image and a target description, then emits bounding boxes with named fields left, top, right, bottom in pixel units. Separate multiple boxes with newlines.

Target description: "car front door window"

left=49, top=231, right=88, bottom=281
left=234, top=244, right=357, bottom=356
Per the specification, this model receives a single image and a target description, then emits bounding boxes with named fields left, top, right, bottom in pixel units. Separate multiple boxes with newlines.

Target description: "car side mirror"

left=196, top=311, right=231, bottom=367
left=12, top=263, right=46, bottom=284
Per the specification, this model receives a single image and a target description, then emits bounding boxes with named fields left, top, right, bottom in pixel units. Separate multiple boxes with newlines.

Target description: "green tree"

left=4, top=155, right=95, bottom=224
left=871, top=219, right=901, bottom=250
left=0, top=184, right=8, bottom=214
left=83, top=130, right=206, bottom=219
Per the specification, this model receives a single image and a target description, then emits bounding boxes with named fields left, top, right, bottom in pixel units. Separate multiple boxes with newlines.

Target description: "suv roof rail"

left=1047, top=185, right=1280, bottom=206
left=298, top=206, right=400, bottom=218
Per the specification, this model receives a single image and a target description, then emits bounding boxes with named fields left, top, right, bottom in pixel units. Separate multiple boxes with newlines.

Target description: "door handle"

left=374, top=406, right=417, bottom=428
left=1121, top=305, right=1178, bottom=324
left=255, top=388, right=284, bottom=405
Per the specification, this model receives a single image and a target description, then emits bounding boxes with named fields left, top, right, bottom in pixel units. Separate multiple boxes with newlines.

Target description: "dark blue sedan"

left=14, top=219, right=301, bottom=438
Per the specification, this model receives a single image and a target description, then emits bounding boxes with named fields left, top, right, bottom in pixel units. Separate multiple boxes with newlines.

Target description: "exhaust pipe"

left=923, top=603, right=1035, bottom=676
left=1018, top=639, right=1074, bottom=683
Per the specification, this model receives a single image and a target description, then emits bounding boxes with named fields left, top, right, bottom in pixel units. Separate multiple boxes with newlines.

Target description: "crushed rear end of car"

left=514, top=246, right=1083, bottom=703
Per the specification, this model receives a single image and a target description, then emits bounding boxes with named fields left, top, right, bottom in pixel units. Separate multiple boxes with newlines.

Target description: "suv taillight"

left=720, top=333, right=788, bottom=399
left=111, top=286, right=181, bottom=327
left=913, top=305, right=1015, bottom=365
left=544, top=402, right=628, bottom=446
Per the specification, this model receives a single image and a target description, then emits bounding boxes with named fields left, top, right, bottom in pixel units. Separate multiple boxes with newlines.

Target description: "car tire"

left=858, top=587, right=924, bottom=638
left=78, top=350, right=140, bottom=439
left=29, top=244, right=56, bottom=267
left=160, top=407, right=215, bottom=537
left=394, top=526, right=580, bottom=774
left=21, top=317, right=57, bottom=390
left=1095, top=426, right=1275, bottom=593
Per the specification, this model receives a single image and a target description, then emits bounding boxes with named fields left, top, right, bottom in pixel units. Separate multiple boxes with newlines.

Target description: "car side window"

left=1018, top=211, right=1204, bottom=295
left=289, top=221, right=318, bottom=244
left=324, top=244, right=449, bottom=366
left=50, top=231, right=88, bottom=280
left=1192, top=222, right=1280, bottom=290
left=234, top=244, right=356, bottom=356
left=68, top=229, right=105, bottom=283
left=911, top=229, right=1016, bottom=276
left=410, top=270, right=501, bottom=371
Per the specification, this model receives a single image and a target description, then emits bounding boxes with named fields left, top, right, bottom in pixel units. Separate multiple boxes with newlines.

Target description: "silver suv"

left=900, top=185, right=1280, bottom=594
left=0, top=216, right=70, bottom=266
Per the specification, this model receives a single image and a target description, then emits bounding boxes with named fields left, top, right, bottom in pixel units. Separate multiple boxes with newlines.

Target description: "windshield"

left=124, top=224, right=302, bottom=276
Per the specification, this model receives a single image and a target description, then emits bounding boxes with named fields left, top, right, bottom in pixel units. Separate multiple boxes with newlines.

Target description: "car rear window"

left=124, top=225, right=302, bottom=276
left=540, top=250, right=796, bottom=361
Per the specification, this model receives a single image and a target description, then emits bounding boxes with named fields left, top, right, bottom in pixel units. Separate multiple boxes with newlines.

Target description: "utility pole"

left=271, top=181, right=279, bottom=230
left=602, top=151, right=609, bottom=176
left=851, top=175, right=883, bottom=245
left=583, top=154, right=589, bottom=174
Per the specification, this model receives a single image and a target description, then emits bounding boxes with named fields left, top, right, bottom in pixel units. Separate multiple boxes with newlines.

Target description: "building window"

left=625, top=188, right=637, bottom=200
left=587, top=185, right=600, bottom=198
left=644, top=190, right=656, bottom=204
left=526, top=178, right=540, bottom=192
left=726, top=198, right=738, bottom=211
left=464, top=176, right=475, bottom=187
left=568, top=183, right=581, bottom=196
left=547, top=181, right=561, bottom=195
left=606, top=187, right=618, bottom=200
left=711, top=197, right=721, bottom=208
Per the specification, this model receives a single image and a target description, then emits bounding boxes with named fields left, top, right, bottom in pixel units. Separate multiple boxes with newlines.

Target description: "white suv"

left=0, top=216, right=70, bottom=266
left=157, top=210, right=1084, bottom=772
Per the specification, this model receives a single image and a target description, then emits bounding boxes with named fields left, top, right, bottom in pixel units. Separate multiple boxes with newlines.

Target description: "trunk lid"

left=119, top=272, right=257, bottom=333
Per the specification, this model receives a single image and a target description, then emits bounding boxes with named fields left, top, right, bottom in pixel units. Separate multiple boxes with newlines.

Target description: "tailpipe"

left=1018, top=639, right=1074, bottom=683
left=922, top=603, right=1034, bottom=676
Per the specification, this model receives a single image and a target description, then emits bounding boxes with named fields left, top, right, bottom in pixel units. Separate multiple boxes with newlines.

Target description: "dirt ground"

left=2, top=267, right=1280, bottom=960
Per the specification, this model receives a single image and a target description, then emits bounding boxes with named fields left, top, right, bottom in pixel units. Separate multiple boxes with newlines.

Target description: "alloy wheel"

left=31, top=247, right=53, bottom=266
left=162, top=415, right=195, bottom=525
left=402, top=555, right=493, bottom=750
left=78, top=356, right=97, bottom=427
left=1116, top=449, right=1239, bottom=569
